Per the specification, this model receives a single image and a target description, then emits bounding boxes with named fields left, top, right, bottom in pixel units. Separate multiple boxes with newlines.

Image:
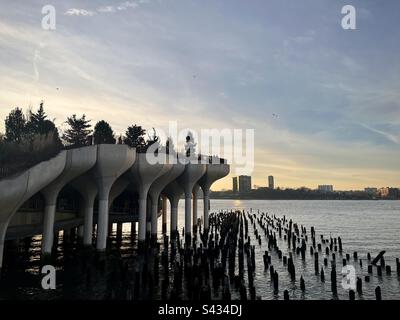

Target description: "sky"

left=0, top=0, right=399, bottom=191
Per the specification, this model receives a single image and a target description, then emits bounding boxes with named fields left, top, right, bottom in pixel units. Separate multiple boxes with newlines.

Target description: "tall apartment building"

left=268, top=175, right=274, bottom=189
left=239, top=175, right=252, bottom=193
left=232, top=177, right=238, bottom=193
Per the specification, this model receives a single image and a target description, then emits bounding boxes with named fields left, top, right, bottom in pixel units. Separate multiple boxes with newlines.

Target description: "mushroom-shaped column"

left=177, top=162, right=206, bottom=243
left=107, top=174, right=131, bottom=233
left=41, top=146, right=97, bottom=256
left=0, top=151, right=67, bottom=272
left=92, top=145, right=136, bottom=251
left=70, top=174, right=98, bottom=246
left=148, top=162, right=185, bottom=243
left=128, top=153, right=165, bottom=248
left=109, top=175, right=130, bottom=209
left=198, top=163, right=230, bottom=231
left=162, top=180, right=184, bottom=238
left=161, top=196, right=168, bottom=234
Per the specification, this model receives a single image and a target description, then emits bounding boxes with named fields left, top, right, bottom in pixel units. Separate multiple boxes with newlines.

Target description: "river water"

left=1, top=200, right=399, bottom=300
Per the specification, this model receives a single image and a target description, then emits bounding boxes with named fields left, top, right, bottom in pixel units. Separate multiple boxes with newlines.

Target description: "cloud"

left=359, top=123, right=400, bottom=145
left=67, top=0, right=146, bottom=17
left=98, top=0, right=148, bottom=13
left=65, top=8, right=95, bottom=16
left=97, top=6, right=116, bottom=13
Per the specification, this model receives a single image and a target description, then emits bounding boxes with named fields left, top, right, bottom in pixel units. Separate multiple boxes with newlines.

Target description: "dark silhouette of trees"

left=124, top=125, right=146, bottom=152
left=25, top=102, right=61, bottom=142
left=62, top=114, right=92, bottom=147
left=117, top=134, right=123, bottom=144
left=5, top=107, right=26, bottom=143
left=93, top=120, right=116, bottom=144
left=1, top=105, right=62, bottom=178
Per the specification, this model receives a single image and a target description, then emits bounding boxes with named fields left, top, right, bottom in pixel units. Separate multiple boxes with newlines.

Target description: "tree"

left=124, top=125, right=146, bottom=152
left=30, top=102, right=47, bottom=128
left=62, top=114, right=92, bottom=147
left=5, top=107, right=26, bottom=143
left=93, top=120, right=116, bottom=144
left=26, top=102, right=60, bottom=139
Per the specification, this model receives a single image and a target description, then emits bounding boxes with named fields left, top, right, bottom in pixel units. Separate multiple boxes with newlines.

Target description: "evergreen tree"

left=5, top=107, right=26, bottom=143
left=30, top=102, right=47, bottom=126
left=62, top=114, right=92, bottom=147
left=124, top=125, right=146, bottom=152
left=26, top=102, right=59, bottom=138
left=93, top=120, right=116, bottom=144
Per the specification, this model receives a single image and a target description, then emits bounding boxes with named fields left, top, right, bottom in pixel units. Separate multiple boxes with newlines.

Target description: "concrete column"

left=170, top=198, right=179, bottom=237
left=203, top=190, right=210, bottom=230
left=96, top=198, right=109, bottom=251
left=138, top=195, right=147, bottom=244
left=0, top=221, right=8, bottom=275
left=146, top=197, right=152, bottom=241
left=146, top=221, right=152, bottom=238
left=184, top=192, right=192, bottom=243
left=192, top=188, right=199, bottom=232
left=131, top=222, right=136, bottom=235
left=42, top=203, right=57, bottom=255
left=197, top=163, right=230, bottom=231
left=162, top=196, right=167, bottom=234
left=77, top=225, right=84, bottom=239
left=83, top=204, right=94, bottom=246
left=176, top=162, right=207, bottom=245
left=92, top=145, right=136, bottom=252
left=151, top=200, right=158, bottom=242
left=41, top=147, right=98, bottom=256
left=0, top=151, right=67, bottom=272
left=71, top=176, right=97, bottom=247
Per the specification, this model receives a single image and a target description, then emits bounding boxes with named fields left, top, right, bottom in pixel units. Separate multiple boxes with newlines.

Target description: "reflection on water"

left=0, top=200, right=399, bottom=300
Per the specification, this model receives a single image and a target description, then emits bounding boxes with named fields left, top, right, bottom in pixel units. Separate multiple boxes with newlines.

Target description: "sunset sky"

left=0, top=0, right=399, bottom=191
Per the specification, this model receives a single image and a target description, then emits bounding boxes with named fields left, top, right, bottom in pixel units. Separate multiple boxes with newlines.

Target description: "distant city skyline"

left=231, top=174, right=399, bottom=192
left=1, top=1, right=399, bottom=191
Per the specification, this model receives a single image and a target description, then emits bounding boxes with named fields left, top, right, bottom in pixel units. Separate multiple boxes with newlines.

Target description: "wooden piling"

left=331, top=265, right=337, bottom=295
left=375, top=286, right=382, bottom=300
left=284, top=290, right=289, bottom=300
left=300, top=276, right=305, bottom=291
left=356, top=277, right=362, bottom=294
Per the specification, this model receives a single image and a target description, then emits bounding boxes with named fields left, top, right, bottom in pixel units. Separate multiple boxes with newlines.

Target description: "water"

left=204, top=200, right=400, bottom=300
left=1, top=200, right=399, bottom=300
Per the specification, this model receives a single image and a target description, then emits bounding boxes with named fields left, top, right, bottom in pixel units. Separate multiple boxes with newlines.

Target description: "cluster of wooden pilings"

left=105, top=209, right=400, bottom=300
left=1, top=209, right=399, bottom=300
